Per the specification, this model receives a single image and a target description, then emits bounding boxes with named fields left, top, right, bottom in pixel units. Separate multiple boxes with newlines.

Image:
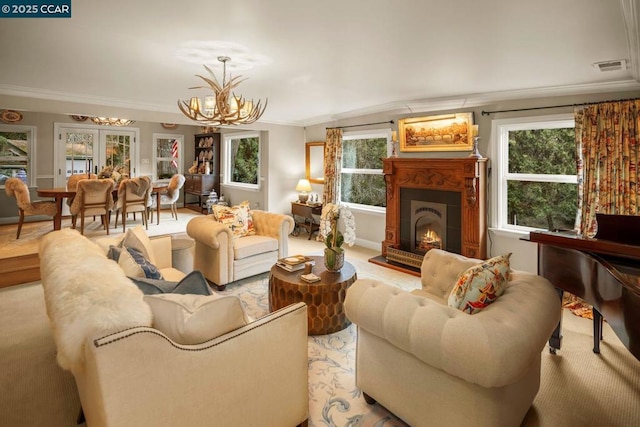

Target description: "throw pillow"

left=211, top=200, right=255, bottom=238
left=144, top=293, right=249, bottom=345
left=128, top=270, right=213, bottom=296
left=118, top=246, right=163, bottom=280
left=447, top=253, right=511, bottom=314
left=119, top=225, right=157, bottom=265
left=106, top=245, right=122, bottom=262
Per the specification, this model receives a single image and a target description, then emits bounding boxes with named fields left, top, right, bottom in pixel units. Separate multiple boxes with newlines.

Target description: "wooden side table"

left=269, top=255, right=357, bottom=335
left=291, top=202, right=322, bottom=240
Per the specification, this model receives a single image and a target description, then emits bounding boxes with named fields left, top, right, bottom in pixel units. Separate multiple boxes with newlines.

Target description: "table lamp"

left=296, top=179, right=312, bottom=203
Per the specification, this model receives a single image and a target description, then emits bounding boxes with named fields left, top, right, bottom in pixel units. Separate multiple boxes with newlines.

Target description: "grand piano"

left=529, top=214, right=640, bottom=362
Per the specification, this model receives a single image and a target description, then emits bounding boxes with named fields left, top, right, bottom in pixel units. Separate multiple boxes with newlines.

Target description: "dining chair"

left=4, top=177, right=58, bottom=239
left=69, top=178, right=115, bottom=235
left=114, top=176, right=152, bottom=232
left=66, top=173, right=97, bottom=229
left=149, top=174, right=185, bottom=223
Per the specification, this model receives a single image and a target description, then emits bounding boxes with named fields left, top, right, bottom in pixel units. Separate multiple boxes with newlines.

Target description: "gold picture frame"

left=398, top=112, right=474, bottom=152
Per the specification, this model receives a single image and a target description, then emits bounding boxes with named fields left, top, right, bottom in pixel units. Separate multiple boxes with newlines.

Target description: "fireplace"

left=374, top=157, right=487, bottom=273
left=411, top=201, right=446, bottom=254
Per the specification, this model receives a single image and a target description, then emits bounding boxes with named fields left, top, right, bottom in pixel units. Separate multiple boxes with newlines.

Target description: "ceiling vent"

left=592, top=59, right=628, bottom=72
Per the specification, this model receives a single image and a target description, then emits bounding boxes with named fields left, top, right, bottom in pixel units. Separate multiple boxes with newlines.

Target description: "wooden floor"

left=0, top=209, right=202, bottom=288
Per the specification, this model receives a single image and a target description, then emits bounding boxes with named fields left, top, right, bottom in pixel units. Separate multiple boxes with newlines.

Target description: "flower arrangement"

left=320, top=203, right=356, bottom=271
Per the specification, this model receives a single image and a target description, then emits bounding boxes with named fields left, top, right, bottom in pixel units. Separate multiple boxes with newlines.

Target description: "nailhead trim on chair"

left=93, top=303, right=307, bottom=352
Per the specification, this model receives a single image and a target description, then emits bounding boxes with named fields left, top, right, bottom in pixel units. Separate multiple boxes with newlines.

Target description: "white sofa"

left=344, top=249, right=561, bottom=427
left=39, top=229, right=309, bottom=427
left=187, top=210, right=295, bottom=290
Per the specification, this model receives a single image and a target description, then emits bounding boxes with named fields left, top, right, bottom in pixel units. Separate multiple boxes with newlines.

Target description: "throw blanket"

left=69, top=178, right=115, bottom=213
left=39, top=229, right=152, bottom=375
left=118, top=176, right=151, bottom=199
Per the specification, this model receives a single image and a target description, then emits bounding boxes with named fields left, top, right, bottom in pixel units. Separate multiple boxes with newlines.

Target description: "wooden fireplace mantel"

left=382, top=157, right=488, bottom=260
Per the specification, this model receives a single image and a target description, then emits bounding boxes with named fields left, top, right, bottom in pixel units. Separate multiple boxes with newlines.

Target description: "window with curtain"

left=491, top=114, right=577, bottom=232
left=224, top=132, right=260, bottom=189
left=0, top=125, right=35, bottom=187
left=340, top=131, right=388, bottom=209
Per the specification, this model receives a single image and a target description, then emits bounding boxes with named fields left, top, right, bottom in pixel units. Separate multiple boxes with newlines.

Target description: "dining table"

left=36, top=187, right=76, bottom=231
left=37, top=183, right=168, bottom=230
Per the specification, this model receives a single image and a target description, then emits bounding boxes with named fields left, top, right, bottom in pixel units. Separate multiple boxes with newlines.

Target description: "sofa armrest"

left=148, top=235, right=173, bottom=270
left=78, top=303, right=309, bottom=427
left=344, top=275, right=561, bottom=388
left=250, top=210, right=295, bottom=258
left=186, top=215, right=233, bottom=249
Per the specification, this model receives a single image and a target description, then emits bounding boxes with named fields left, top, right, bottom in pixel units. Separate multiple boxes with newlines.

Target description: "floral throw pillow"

left=211, top=200, right=255, bottom=238
left=447, top=253, right=511, bottom=314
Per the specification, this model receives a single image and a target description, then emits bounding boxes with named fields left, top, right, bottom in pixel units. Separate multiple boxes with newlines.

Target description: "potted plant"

left=320, top=203, right=356, bottom=272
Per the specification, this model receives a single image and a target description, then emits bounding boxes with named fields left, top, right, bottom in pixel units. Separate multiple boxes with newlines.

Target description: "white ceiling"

left=1, top=0, right=639, bottom=127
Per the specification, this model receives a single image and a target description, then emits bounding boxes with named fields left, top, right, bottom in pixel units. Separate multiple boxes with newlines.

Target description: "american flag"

left=171, top=139, right=178, bottom=169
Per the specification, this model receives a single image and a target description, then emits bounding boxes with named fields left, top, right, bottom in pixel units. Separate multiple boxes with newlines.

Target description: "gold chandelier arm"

left=178, top=59, right=267, bottom=126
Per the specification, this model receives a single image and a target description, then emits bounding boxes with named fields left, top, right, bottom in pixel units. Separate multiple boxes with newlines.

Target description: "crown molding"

left=325, top=79, right=640, bottom=123
left=0, top=84, right=175, bottom=113
left=621, top=0, right=640, bottom=82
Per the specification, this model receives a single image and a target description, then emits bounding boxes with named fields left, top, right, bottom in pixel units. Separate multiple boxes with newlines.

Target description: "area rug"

left=224, top=274, right=409, bottom=427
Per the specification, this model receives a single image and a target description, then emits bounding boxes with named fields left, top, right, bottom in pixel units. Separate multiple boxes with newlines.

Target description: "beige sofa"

left=187, top=210, right=295, bottom=290
left=39, top=229, right=309, bottom=427
left=93, top=225, right=186, bottom=282
left=344, top=249, right=561, bottom=427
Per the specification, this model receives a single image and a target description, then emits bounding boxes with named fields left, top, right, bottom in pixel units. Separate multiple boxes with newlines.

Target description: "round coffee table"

left=269, top=255, right=357, bottom=335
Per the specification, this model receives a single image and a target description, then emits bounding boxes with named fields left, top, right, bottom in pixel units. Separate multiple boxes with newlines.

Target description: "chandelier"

left=178, top=56, right=267, bottom=126
left=90, top=117, right=135, bottom=126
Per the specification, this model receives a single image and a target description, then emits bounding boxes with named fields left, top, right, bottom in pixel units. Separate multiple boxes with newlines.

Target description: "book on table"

left=276, top=255, right=315, bottom=272
left=300, top=273, right=321, bottom=283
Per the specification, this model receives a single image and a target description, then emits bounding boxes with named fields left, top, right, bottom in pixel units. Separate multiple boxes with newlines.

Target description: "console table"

left=291, top=202, right=322, bottom=240
left=184, top=174, right=215, bottom=214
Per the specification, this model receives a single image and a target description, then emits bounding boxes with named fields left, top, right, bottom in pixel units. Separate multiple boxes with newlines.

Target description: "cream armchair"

left=187, top=210, right=294, bottom=290
left=344, top=249, right=561, bottom=427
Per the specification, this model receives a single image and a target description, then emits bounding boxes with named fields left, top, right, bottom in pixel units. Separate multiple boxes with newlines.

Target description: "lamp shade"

left=296, top=179, right=312, bottom=192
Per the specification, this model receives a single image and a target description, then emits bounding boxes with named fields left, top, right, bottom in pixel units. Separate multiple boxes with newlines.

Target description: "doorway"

left=54, top=123, right=139, bottom=188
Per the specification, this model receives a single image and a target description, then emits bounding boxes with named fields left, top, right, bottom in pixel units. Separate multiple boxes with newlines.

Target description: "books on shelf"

left=276, top=255, right=315, bottom=272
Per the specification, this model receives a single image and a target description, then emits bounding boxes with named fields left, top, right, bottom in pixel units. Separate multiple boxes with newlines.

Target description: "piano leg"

left=549, top=287, right=564, bottom=354
left=593, top=309, right=603, bottom=354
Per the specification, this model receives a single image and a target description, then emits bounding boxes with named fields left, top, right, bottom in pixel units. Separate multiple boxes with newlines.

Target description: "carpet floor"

left=0, top=225, right=639, bottom=426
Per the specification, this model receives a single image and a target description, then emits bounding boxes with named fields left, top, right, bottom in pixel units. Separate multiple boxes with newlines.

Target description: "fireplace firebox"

left=374, top=157, right=487, bottom=273
left=411, top=201, right=447, bottom=254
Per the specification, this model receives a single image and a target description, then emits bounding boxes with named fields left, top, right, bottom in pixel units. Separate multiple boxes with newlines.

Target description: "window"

left=340, top=131, right=388, bottom=209
left=0, top=125, right=36, bottom=187
left=491, top=114, right=577, bottom=232
left=153, top=134, right=183, bottom=181
left=225, top=133, right=260, bottom=189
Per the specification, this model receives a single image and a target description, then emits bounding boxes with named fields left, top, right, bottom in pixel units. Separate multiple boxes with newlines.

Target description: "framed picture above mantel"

left=398, top=112, right=474, bottom=152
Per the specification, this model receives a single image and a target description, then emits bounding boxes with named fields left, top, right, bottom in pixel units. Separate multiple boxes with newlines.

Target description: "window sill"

left=342, top=203, right=385, bottom=216
left=488, top=227, right=531, bottom=240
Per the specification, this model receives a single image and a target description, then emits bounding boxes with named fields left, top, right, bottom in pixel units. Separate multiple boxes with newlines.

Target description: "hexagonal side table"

left=268, top=255, right=357, bottom=335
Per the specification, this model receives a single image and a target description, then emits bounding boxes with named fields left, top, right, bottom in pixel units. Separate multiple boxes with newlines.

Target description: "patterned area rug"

left=224, top=273, right=410, bottom=427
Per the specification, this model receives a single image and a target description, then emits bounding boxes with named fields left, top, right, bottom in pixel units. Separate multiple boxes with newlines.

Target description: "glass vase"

left=324, top=247, right=344, bottom=272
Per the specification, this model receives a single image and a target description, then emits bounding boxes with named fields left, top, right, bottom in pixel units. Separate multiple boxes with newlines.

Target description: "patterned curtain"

left=318, top=127, right=343, bottom=241
left=576, top=100, right=640, bottom=236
